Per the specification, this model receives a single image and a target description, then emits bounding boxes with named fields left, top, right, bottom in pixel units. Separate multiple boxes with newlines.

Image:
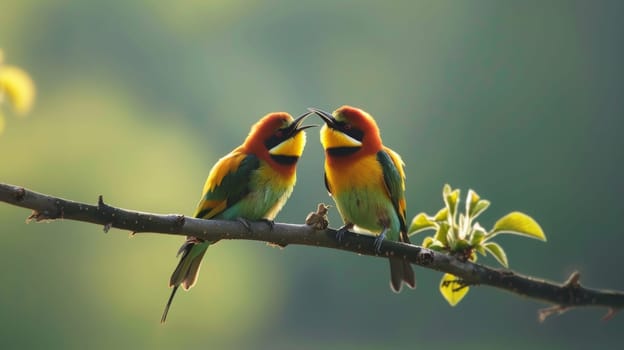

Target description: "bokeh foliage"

left=0, top=49, right=35, bottom=132
left=1, top=1, right=623, bottom=349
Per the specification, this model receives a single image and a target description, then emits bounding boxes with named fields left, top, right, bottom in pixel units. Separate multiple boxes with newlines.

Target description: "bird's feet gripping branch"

left=335, top=223, right=354, bottom=243
left=373, top=227, right=387, bottom=253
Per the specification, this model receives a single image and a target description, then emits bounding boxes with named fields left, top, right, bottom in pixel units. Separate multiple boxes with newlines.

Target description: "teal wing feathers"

left=194, top=153, right=261, bottom=219
left=376, top=149, right=408, bottom=238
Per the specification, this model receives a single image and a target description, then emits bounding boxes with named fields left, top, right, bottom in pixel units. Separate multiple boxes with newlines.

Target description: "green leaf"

left=444, top=186, right=460, bottom=218
left=428, top=239, right=447, bottom=251
left=421, top=236, right=435, bottom=248
left=442, top=184, right=452, bottom=197
left=475, top=244, right=486, bottom=256
left=439, top=273, right=469, bottom=306
left=434, top=222, right=449, bottom=246
left=490, top=211, right=547, bottom=241
left=484, top=242, right=508, bottom=268
left=433, top=207, right=448, bottom=222
left=446, top=228, right=456, bottom=250
left=470, top=226, right=486, bottom=246
left=408, top=213, right=437, bottom=234
left=465, top=189, right=490, bottom=219
left=470, top=200, right=490, bottom=219
left=457, top=213, right=470, bottom=239
left=465, top=189, right=480, bottom=214
left=453, top=238, right=471, bottom=251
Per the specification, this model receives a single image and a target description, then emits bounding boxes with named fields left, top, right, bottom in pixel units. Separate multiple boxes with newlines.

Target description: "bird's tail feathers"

left=389, top=257, right=416, bottom=293
left=161, top=239, right=210, bottom=323
left=388, top=229, right=416, bottom=292
left=170, top=239, right=209, bottom=290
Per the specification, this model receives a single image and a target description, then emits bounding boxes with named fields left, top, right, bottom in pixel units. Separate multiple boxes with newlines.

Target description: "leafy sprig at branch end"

left=409, top=184, right=547, bottom=306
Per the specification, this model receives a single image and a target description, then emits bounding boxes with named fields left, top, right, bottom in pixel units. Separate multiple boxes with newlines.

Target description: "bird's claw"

left=336, top=228, right=346, bottom=242
left=374, top=229, right=387, bottom=253
left=335, top=224, right=352, bottom=243
left=373, top=236, right=384, bottom=253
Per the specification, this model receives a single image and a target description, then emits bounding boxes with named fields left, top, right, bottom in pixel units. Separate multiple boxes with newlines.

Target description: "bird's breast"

left=249, top=162, right=297, bottom=219
left=325, top=154, right=397, bottom=234
left=325, top=154, right=382, bottom=193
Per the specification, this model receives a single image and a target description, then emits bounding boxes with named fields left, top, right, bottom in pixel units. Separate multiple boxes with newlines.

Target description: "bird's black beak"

left=288, top=111, right=317, bottom=134
left=308, top=107, right=337, bottom=128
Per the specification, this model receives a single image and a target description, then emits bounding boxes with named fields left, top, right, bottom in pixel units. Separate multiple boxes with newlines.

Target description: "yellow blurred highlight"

left=0, top=64, right=36, bottom=115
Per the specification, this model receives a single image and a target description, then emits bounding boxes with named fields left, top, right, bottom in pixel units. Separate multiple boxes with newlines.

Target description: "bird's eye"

left=344, top=124, right=352, bottom=130
left=275, top=130, right=283, bottom=138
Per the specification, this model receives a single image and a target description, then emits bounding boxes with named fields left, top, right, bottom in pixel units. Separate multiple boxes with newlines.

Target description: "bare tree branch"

left=1, top=182, right=623, bottom=320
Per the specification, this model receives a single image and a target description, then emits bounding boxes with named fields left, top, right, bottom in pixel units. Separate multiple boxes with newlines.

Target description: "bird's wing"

left=194, top=150, right=260, bottom=219
left=377, top=147, right=408, bottom=240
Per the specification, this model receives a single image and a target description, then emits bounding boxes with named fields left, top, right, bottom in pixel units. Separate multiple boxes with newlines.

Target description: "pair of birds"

left=161, top=105, right=415, bottom=322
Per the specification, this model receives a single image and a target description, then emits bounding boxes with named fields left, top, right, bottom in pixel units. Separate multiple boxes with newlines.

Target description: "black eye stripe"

left=346, top=128, right=364, bottom=141
left=334, top=121, right=364, bottom=141
left=327, top=146, right=360, bottom=157
left=264, top=134, right=284, bottom=150
left=270, top=154, right=299, bottom=165
left=265, top=125, right=296, bottom=150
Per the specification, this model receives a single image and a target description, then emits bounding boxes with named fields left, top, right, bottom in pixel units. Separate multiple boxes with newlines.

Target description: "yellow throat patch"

left=268, top=131, right=307, bottom=157
left=320, top=124, right=362, bottom=149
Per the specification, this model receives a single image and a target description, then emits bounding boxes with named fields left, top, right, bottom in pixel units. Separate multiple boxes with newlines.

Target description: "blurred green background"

left=1, top=0, right=623, bottom=348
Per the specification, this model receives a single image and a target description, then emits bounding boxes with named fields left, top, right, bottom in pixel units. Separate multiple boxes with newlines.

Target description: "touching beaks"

left=289, top=111, right=318, bottom=134
left=307, top=107, right=337, bottom=127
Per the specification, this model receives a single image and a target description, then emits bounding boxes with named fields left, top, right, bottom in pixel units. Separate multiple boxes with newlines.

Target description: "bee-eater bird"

left=311, top=105, right=415, bottom=292
left=161, top=111, right=314, bottom=322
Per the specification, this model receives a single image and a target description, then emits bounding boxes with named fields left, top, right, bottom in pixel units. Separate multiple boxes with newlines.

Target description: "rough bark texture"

left=1, top=182, right=622, bottom=321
